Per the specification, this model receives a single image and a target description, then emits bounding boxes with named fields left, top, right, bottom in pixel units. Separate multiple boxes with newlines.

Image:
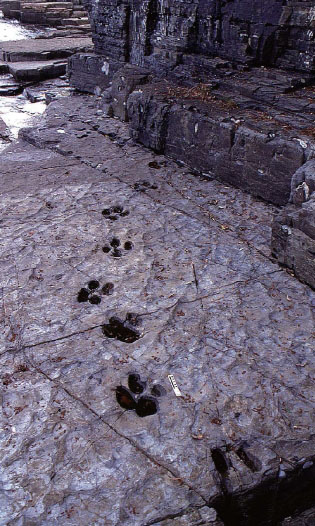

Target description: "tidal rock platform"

left=0, top=94, right=314, bottom=525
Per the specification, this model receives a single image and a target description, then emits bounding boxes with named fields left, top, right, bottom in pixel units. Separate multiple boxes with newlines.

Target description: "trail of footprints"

left=76, top=204, right=164, bottom=417
left=74, top=198, right=271, bottom=479
left=77, top=205, right=133, bottom=303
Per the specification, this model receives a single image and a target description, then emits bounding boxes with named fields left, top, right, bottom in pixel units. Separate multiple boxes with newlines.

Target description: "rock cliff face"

left=85, top=0, right=315, bottom=74
left=68, top=0, right=315, bottom=288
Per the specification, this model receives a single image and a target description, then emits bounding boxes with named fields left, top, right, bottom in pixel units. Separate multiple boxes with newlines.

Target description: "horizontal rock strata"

left=84, top=0, right=315, bottom=73
left=0, top=0, right=90, bottom=31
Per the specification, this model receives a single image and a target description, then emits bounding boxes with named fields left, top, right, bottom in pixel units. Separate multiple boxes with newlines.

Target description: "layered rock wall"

left=84, top=0, right=315, bottom=74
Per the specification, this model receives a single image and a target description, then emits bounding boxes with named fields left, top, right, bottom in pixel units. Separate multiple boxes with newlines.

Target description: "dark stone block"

left=110, top=64, right=150, bottom=121
left=68, top=52, right=122, bottom=93
left=127, top=82, right=310, bottom=205
left=271, top=160, right=315, bottom=289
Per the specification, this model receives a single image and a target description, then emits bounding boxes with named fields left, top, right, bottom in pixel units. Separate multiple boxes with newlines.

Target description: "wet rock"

left=88, top=279, right=100, bottom=290
left=77, top=287, right=89, bottom=302
left=151, top=384, right=167, bottom=397
left=24, top=78, right=72, bottom=103
left=1, top=0, right=91, bottom=31
left=101, top=282, right=114, bottom=295
left=101, top=205, right=129, bottom=220
left=0, top=73, right=23, bottom=95
left=116, top=375, right=159, bottom=417
left=0, top=116, right=10, bottom=140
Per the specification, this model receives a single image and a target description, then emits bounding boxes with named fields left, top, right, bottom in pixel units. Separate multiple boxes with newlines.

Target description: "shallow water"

left=0, top=10, right=46, bottom=40
left=0, top=10, right=49, bottom=151
left=0, top=94, right=46, bottom=142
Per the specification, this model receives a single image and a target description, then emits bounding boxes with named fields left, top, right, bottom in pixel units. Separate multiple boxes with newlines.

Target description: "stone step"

left=8, top=59, right=67, bottom=81
left=71, top=9, right=87, bottom=16
left=16, top=0, right=69, bottom=2
left=74, top=25, right=90, bottom=30
left=0, top=73, right=23, bottom=95
left=7, top=9, right=20, bottom=17
left=0, top=0, right=20, bottom=10
left=20, top=10, right=71, bottom=24
left=60, top=25, right=91, bottom=33
left=0, top=0, right=89, bottom=25
left=0, top=36, right=93, bottom=62
left=21, top=1, right=73, bottom=7
left=21, top=8, right=72, bottom=15
left=61, top=16, right=88, bottom=26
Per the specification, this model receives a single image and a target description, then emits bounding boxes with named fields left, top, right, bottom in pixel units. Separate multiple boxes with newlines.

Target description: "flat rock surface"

left=0, top=36, right=92, bottom=54
left=0, top=36, right=92, bottom=61
left=8, top=59, right=67, bottom=81
left=0, top=95, right=314, bottom=525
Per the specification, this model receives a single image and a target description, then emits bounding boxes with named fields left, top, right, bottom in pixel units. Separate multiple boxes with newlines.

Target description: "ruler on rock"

left=168, top=374, right=182, bottom=397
